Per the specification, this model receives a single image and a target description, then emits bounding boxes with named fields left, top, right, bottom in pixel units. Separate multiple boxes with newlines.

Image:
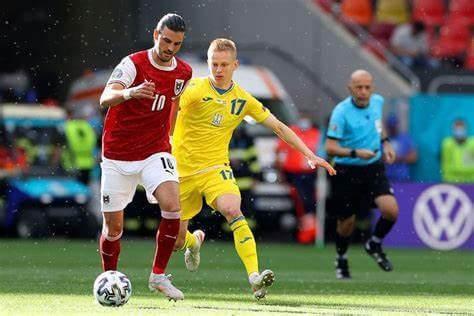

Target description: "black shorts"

left=330, top=160, right=393, bottom=220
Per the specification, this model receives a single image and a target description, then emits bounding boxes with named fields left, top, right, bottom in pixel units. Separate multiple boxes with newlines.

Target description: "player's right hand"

left=356, top=149, right=376, bottom=159
left=307, top=156, right=337, bottom=176
left=130, top=80, right=156, bottom=100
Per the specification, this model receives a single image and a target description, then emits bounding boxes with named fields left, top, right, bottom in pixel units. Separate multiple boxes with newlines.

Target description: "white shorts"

left=100, top=152, right=179, bottom=212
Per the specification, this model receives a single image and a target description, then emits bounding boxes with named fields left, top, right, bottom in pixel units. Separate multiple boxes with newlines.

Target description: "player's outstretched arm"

left=99, top=81, right=155, bottom=108
left=262, top=114, right=336, bottom=175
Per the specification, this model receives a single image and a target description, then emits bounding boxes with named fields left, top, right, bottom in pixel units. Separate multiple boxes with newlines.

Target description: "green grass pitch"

left=0, top=239, right=472, bottom=315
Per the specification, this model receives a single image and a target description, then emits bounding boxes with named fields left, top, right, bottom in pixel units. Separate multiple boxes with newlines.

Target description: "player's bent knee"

left=103, top=223, right=123, bottom=237
left=221, top=208, right=241, bottom=219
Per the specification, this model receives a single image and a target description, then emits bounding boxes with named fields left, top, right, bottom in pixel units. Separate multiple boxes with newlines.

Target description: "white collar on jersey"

left=147, top=49, right=177, bottom=71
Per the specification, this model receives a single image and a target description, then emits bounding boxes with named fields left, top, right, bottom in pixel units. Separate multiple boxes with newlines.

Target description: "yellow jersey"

left=173, top=76, right=271, bottom=177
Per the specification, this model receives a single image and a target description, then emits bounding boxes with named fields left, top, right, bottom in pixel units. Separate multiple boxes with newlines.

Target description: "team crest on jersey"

left=174, top=79, right=185, bottom=96
left=211, top=113, right=223, bottom=126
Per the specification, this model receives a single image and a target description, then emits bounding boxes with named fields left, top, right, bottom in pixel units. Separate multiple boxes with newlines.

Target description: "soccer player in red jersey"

left=98, top=13, right=192, bottom=301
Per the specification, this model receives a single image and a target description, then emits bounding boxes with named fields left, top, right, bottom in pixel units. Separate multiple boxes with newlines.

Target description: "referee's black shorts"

left=330, top=160, right=393, bottom=220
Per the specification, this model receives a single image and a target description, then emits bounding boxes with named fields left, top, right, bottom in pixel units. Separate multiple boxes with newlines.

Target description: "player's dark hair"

left=157, top=13, right=186, bottom=33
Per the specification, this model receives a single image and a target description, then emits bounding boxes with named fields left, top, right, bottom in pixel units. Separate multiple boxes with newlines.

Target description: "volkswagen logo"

left=413, top=184, right=473, bottom=250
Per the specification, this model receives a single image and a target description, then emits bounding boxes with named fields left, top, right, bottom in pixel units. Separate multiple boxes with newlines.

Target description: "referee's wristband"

left=381, top=137, right=390, bottom=144
left=350, top=149, right=357, bottom=158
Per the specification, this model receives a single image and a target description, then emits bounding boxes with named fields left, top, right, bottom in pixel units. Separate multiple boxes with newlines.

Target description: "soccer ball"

left=93, top=270, right=132, bottom=307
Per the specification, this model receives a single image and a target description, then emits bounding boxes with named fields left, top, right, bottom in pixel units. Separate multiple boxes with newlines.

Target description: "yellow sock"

left=178, top=230, right=197, bottom=251
left=230, top=216, right=258, bottom=276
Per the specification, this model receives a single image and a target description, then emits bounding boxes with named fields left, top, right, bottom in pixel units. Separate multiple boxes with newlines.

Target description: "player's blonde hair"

left=207, top=38, right=237, bottom=59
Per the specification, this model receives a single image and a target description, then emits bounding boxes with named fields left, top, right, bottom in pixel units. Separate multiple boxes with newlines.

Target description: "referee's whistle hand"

left=307, top=156, right=337, bottom=176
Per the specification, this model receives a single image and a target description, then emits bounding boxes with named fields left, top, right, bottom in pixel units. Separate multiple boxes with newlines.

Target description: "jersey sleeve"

left=106, top=56, right=136, bottom=88
left=245, top=94, right=271, bottom=123
left=178, top=78, right=199, bottom=110
left=327, top=106, right=345, bottom=140
left=175, top=69, right=193, bottom=98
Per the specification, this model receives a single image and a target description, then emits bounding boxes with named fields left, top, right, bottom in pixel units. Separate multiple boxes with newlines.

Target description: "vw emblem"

left=413, top=184, right=473, bottom=250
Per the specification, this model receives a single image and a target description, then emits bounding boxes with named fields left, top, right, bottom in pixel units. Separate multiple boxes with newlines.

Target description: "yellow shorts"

left=180, top=166, right=241, bottom=221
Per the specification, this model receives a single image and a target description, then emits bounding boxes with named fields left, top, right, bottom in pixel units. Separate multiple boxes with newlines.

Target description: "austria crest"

left=174, top=79, right=185, bottom=96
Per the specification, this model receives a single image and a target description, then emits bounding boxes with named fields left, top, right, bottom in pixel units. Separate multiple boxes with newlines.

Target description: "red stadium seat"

left=431, top=22, right=471, bottom=58
left=369, top=22, right=396, bottom=47
left=340, top=0, right=373, bottom=27
left=464, top=39, right=474, bottom=70
left=448, top=0, right=474, bottom=26
left=412, top=0, right=445, bottom=27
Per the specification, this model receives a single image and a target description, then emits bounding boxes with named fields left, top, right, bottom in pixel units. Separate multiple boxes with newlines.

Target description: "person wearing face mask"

left=441, top=119, right=474, bottom=183
left=276, top=114, right=320, bottom=244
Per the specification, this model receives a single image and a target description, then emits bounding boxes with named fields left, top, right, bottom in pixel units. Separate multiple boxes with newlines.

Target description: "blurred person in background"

left=276, top=114, right=320, bottom=244
left=0, top=123, right=28, bottom=213
left=172, top=38, right=336, bottom=300
left=97, top=13, right=192, bottom=301
left=384, top=113, right=417, bottom=182
left=390, top=21, right=437, bottom=69
left=229, top=126, right=260, bottom=230
left=326, top=70, right=398, bottom=279
left=441, top=118, right=474, bottom=183
left=61, top=109, right=97, bottom=185
left=0, top=123, right=28, bottom=177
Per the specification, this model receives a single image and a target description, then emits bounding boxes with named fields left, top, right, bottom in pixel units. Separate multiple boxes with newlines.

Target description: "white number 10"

left=151, top=94, right=166, bottom=111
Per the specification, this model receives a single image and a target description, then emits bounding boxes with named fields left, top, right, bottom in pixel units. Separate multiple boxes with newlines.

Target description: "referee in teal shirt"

left=326, top=70, right=399, bottom=279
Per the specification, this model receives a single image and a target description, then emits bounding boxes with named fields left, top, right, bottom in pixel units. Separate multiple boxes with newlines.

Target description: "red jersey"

left=277, top=126, right=320, bottom=173
left=102, top=49, right=192, bottom=161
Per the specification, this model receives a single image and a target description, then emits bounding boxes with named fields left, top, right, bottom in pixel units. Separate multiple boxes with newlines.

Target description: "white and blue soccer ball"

left=93, top=270, right=132, bottom=307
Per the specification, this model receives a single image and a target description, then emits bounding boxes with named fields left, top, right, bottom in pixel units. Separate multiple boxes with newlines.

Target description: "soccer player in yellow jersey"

left=172, top=38, right=336, bottom=299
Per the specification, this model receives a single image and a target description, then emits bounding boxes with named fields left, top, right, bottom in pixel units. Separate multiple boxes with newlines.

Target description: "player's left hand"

left=307, top=156, right=336, bottom=176
left=383, top=142, right=396, bottom=164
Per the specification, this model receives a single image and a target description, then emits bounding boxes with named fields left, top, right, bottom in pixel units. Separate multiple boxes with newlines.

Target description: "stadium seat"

left=448, top=0, right=474, bottom=26
left=340, top=0, right=373, bottom=27
left=369, top=22, right=396, bottom=47
left=375, top=0, right=410, bottom=24
left=412, top=0, right=445, bottom=27
left=431, top=22, right=471, bottom=58
left=464, top=39, right=474, bottom=70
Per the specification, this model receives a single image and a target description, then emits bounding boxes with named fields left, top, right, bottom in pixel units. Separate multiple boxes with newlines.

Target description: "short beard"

left=154, top=45, right=172, bottom=63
